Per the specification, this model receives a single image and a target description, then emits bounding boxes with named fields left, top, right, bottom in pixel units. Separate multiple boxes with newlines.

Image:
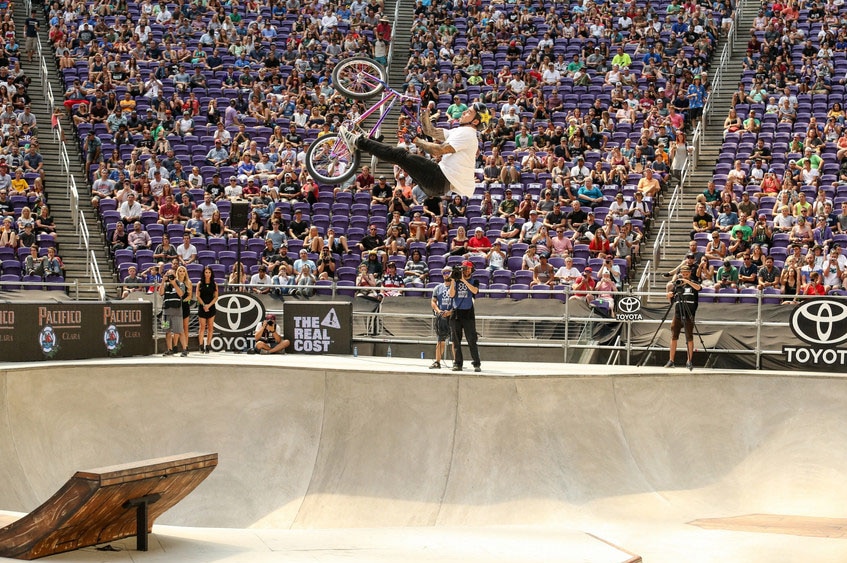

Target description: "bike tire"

left=331, top=57, right=386, bottom=100
left=304, top=133, right=361, bottom=185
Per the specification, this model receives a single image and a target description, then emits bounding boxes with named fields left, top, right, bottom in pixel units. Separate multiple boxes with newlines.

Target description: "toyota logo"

left=618, top=296, right=642, bottom=314
left=790, top=298, right=847, bottom=347
left=214, top=293, right=266, bottom=334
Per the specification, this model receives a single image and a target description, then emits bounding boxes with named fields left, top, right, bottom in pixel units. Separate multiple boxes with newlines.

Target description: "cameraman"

left=448, top=260, right=481, bottom=372
left=316, top=247, right=337, bottom=280
left=665, top=265, right=701, bottom=370
left=250, top=313, right=290, bottom=354
left=430, top=266, right=454, bottom=369
left=159, top=268, right=187, bottom=356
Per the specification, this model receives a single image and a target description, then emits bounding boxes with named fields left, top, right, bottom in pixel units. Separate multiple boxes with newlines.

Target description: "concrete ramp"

left=1, top=357, right=847, bottom=562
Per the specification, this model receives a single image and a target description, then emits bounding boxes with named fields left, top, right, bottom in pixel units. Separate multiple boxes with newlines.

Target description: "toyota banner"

left=212, top=293, right=352, bottom=354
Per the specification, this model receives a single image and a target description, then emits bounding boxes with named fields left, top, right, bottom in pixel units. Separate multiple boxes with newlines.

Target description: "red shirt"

left=467, top=234, right=491, bottom=252
left=804, top=283, right=827, bottom=296
left=159, top=202, right=179, bottom=221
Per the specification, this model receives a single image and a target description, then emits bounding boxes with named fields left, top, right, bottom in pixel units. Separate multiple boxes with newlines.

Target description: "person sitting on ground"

left=250, top=313, right=290, bottom=354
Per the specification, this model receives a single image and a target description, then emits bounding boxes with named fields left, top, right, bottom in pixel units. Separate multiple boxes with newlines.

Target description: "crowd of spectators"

left=698, top=0, right=847, bottom=299
left=31, top=0, right=741, bottom=301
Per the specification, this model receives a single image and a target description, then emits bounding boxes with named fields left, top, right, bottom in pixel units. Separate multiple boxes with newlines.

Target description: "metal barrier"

left=1, top=280, right=839, bottom=368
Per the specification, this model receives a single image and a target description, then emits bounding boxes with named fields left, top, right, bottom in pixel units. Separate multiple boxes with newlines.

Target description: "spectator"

left=176, top=233, right=198, bottom=265
left=24, top=244, right=45, bottom=277
left=127, top=221, right=152, bottom=252
left=122, top=265, right=146, bottom=298
left=250, top=264, right=274, bottom=294
left=757, top=255, right=782, bottom=292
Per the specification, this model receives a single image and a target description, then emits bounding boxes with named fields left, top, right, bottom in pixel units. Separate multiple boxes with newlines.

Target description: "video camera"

left=450, top=265, right=464, bottom=281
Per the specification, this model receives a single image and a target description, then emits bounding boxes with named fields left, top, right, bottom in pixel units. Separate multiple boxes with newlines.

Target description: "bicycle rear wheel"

left=304, top=133, right=361, bottom=184
left=332, top=57, right=386, bottom=100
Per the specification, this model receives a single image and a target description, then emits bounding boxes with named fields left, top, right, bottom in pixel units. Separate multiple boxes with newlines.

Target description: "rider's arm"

left=413, top=137, right=456, bottom=157
left=419, top=108, right=446, bottom=141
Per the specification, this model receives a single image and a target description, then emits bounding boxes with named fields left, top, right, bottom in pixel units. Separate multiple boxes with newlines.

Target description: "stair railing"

left=33, top=20, right=107, bottom=300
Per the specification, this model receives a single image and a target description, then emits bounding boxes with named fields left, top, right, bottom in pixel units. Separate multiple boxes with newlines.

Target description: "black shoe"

left=247, top=348, right=256, bottom=355
left=474, top=366, right=481, bottom=373
left=429, top=361, right=441, bottom=369
left=180, top=349, right=189, bottom=357
left=686, top=361, right=693, bottom=371
left=451, top=365, right=462, bottom=372
left=662, top=272, right=672, bottom=278
left=663, top=361, right=675, bottom=368
left=162, top=349, right=174, bottom=356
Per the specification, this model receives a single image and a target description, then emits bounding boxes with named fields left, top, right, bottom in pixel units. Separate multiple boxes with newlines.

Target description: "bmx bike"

left=304, top=57, right=421, bottom=185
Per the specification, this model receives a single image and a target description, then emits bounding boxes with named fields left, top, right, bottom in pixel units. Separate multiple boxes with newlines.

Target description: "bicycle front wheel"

left=304, top=133, right=361, bottom=184
left=332, top=57, right=386, bottom=100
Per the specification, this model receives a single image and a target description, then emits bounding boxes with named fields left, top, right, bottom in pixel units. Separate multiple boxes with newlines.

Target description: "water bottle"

left=353, top=346, right=358, bottom=358
left=420, top=352, right=425, bottom=360
left=387, top=345, right=392, bottom=358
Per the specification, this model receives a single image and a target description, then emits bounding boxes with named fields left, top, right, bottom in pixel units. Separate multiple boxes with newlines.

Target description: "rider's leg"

left=355, top=136, right=452, bottom=197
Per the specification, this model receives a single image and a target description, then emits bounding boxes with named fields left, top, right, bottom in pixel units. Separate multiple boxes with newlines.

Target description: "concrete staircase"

left=649, top=3, right=760, bottom=292
left=373, top=0, right=413, bottom=178
left=13, top=2, right=114, bottom=299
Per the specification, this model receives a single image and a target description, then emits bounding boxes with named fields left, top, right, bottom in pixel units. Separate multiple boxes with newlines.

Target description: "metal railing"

left=702, top=17, right=735, bottom=130
left=1, top=280, right=837, bottom=368
left=32, top=22, right=107, bottom=299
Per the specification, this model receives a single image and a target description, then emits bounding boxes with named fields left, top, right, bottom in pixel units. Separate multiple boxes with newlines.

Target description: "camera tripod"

left=639, top=285, right=709, bottom=369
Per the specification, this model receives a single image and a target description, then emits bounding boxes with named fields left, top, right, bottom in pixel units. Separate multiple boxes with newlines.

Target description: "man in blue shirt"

left=448, top=260, right=481, bottom=372
left=430, top=266, right=454, bottom=369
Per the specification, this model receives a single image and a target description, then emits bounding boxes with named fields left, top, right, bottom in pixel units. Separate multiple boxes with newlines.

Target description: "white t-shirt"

left=439, top=125, right=478, bottom=196
left=555, top=266, right=581, bottom=283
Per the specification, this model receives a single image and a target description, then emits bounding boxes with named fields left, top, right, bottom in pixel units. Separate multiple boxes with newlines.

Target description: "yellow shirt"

left=10, top=178, right=28, bottom=194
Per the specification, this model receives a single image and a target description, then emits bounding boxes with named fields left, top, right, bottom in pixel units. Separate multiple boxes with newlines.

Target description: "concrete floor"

left=1, top=355, right=846, bottom=562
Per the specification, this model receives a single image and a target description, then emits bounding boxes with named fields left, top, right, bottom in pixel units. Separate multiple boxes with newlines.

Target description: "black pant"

left=357, top=136, right=451, bottom=197
left=451, top=308, right=480, bottom=368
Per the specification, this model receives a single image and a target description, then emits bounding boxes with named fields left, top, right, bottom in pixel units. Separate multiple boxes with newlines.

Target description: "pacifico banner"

left=0, top=301, right=154, bottom=361
left=282, top=301, right=352, bottom=354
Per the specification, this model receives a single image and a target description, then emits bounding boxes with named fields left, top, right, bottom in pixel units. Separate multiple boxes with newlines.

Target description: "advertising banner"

left=0, top=301, right=154, bottom=361
left=282, top=301, right=352, bottom=354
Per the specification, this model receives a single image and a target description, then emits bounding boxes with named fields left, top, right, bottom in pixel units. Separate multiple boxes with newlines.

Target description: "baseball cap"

left=529, top=210, right=538, bottom=215
left=584, top=267, right=592, bottom=273
left=680, top=265, right=692, bottom=272
left=442, top=265, right=453, bottom=273
left=475, top=227, right=484, bottom=232
left=462, top=260, right=474, bottom=268
left=265, top=313, right=276, bottom=322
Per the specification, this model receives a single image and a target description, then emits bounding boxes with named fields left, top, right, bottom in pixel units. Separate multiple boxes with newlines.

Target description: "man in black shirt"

left=287, top=209, right=309, bottom=240
left=205, top=174, right=225, bottom=200
left=665, top=265, right=701, bottom=370
left=567, top=201, right=589, bottom=230
left=25, top=12, right=38, bottom=63
left=285, top=125, right=302, bottom=148
left=0, top=190, right=13, bottom=217
left=544, top=202, right=567, bottom=230
left=371, top=176, right=392, bottom=206
left=357, top=224, right=384, bottom=255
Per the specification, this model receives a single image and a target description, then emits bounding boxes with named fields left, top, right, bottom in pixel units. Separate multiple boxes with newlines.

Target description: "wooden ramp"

left=0, top=452, right=217, bottom=560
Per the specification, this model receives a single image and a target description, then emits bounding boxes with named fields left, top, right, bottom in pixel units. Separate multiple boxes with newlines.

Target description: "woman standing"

left=175, top=265, right=193, bottom=356
left=196, top=266, right=218, bottom=354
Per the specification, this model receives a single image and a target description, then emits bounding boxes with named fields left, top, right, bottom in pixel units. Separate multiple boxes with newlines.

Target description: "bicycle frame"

left=349, top=73, right=421, bottom=136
